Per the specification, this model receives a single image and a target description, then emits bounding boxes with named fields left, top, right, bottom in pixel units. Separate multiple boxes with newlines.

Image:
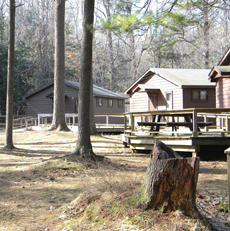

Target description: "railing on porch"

left=38, top=113, right=124, bottom=126
left=124, top=108, right=230, bottom=137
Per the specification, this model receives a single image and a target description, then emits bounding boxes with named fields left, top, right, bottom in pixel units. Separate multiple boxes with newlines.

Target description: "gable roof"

left=25, top=80, right=127, bottom=99
left=126, top=68, right=215, bottom=94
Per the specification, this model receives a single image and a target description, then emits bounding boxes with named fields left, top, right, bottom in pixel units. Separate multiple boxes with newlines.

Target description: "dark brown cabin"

left=24, top=81, right=126, bottom=123
left=126, top=68, right=216, bottom=112
left=209, top=48, right=230, bottom=108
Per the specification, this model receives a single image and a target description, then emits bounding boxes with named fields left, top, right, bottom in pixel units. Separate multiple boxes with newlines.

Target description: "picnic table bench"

left=137, top=122, right=167, bottom=131
left=166, top=122, right=213, bottom=131
left=137, top=121, right=213, bottom=133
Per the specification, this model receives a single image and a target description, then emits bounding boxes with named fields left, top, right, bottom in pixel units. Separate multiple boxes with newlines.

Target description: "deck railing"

left=124, top=108, right=230, bottom=137
left=38, top=113, right=124, bottom=126
left=0, top=115, right=38, bottom=130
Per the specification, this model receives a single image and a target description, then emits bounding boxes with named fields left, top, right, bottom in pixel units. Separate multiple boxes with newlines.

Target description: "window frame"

left=118, top=100, right=123, bottom=108
left=192, top=89, right=208, bottom=101
left=96, top=97, right=103, bottom=107
left=108, top=99, right=113, bottom=108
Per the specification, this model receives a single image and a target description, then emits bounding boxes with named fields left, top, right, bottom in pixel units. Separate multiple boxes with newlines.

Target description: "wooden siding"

left=26, top=85, right=54, bottom=117
left=216, top=78, right=230, bottom=108
left=65, top=85, right=79, bottom=113
left=130, top=92, right=149, bottom=112
left=129, top=74, right=183, bottom=112
left=94, top=98, right=125, bottom=114
left=147, top=74, right=183, bottom=110
left=183, top=88, right=216, bottom=108
left=26, top=84, right=125, bottom=118
left=173, top=88, right=183, bottom=109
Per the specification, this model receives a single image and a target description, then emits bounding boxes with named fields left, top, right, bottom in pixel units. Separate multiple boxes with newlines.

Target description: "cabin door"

left=148, top=93, right=158, bottom=111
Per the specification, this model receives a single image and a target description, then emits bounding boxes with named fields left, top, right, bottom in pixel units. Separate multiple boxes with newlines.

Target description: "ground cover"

left=0, top=130, right=229, bottom=230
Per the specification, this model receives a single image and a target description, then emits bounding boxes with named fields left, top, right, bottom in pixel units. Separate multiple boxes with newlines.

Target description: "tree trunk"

left=90, top=74, right=98, bottom=135
left=133, top=139, right=201, bottom=218
left=4, top=0, right=15, bottom=149
left=203, top=0, right=209, bottom=69
left=73, top=0, right=100, bottom=159
left=50, top=0, right=70, bottom=132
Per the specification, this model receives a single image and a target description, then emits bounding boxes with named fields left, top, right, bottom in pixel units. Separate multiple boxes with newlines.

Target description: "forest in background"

left=0, top=0, right=229, bottom=115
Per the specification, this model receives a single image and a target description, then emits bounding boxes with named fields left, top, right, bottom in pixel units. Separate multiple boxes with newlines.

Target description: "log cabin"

left=24, top=80, right=127, bottom=124
left=125, top=68, right=216, bottom=112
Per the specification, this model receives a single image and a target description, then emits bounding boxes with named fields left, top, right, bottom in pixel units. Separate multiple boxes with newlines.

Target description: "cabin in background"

left=24, top=81, right=126, bottom=124
left=125, top=68, right=216, bottom=112
left=209, top=48, right=230, bottom=108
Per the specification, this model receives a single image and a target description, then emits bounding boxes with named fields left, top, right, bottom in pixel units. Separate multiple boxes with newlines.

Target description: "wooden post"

left=124, top=115, right=127, bottom=131
left=226, top=116, right=229, bottom=132
left=224, top=147, right=230, bottom=213
left=204, top=115, right=208, bottom=132
left=193, top=109, right=197, bottom=137
left=38, top=114, right=40, bottom=126
left=106, top=115, right=109, bottom=125
left=130, top=114, right=134, bottom=132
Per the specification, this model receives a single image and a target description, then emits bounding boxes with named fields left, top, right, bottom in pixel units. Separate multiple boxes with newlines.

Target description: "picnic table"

left=137, top=112, right=213, bottom=133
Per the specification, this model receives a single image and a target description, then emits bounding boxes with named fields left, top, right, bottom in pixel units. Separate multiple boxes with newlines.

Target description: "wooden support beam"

left=192, top=109, right=198, bottom=137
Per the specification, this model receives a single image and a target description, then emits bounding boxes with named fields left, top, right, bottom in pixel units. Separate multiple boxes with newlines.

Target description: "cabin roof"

left=214, top=66, right=230, bottom=72
left=126, top=68, right=215, bottom=94
left=216, top=48, right=230, bottom=66
left=209, top=48, right=230, bottom=81
left=25, top=80, right=127, bottom=99
left=209, top=66, right=230, bottom=82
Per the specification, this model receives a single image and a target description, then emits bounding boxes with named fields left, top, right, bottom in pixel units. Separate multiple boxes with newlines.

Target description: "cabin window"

left=96, top=98, right=103, bottom=107
left=166, top=92, right=172, bottom=109
left=118, top=100, right=123, bottom=108
left=108, top=99, right=113, bottom=107
left=192, top=90, right=208, bottom=100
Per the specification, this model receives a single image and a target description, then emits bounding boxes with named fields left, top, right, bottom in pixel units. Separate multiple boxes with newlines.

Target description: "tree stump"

left=133, top=139, right=200, bottom=218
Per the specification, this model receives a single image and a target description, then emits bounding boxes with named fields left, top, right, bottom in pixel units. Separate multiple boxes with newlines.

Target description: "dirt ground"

left=0, top=129, right=229, bottom=231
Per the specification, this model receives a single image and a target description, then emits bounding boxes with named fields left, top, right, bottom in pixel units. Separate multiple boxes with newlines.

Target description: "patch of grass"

left=219, top=198, right=229, bottom=213
left=128, top=216, right=137, bottom=225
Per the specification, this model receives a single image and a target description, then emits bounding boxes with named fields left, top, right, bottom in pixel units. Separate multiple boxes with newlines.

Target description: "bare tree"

left=73, top=0, right=100, bottom=159
left=4, top=0, right=15, bottom=149
left=50, top=0, right=69, bottom=131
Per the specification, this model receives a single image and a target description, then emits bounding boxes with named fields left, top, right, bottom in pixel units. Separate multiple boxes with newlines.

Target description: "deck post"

left=224, top=148, right=230, bottom=213
left=131, top=114, right=134, bottom=132
left=106, top=115, right=109, bottom=125
left=222, top=117, right=225, bottom=129
left=124, top=115, right=127, bottom=130
left=192, top=109, right=197, bottom=137
left=38, top=114, right=40, bottom=126
left=226, top=116, right=229, bottom=132
left=204, top=115, right=208, bottom=132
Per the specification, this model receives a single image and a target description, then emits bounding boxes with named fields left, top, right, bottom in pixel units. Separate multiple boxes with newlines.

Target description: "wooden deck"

left=122, top=108, right=230, bottom=156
